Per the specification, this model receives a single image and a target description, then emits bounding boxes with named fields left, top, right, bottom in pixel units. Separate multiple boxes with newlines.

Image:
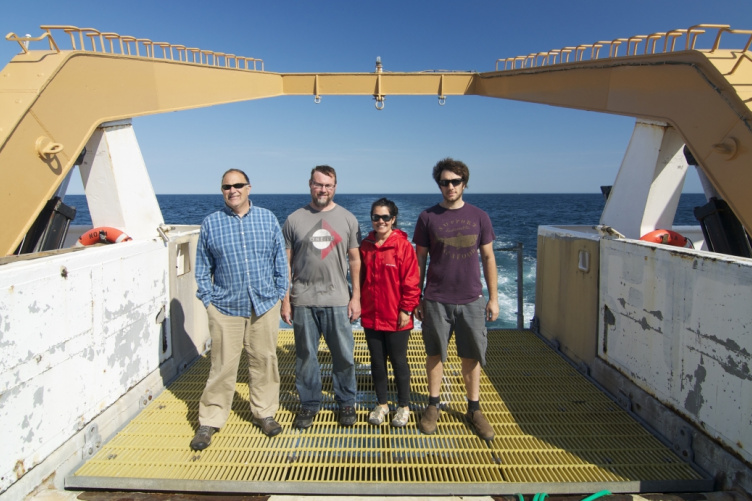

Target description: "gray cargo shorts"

left=421, top=296, right=488, bottom=366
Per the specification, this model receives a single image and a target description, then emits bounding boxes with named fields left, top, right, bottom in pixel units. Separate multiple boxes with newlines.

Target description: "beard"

left=311, top=194, right=331, bottom=208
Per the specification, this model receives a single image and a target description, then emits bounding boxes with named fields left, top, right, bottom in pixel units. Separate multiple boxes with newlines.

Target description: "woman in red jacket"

left=360, top=198, right=421, bottom=427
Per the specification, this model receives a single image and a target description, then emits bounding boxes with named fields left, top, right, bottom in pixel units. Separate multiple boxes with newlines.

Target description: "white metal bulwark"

left=599, top=238, right=752, bottom=464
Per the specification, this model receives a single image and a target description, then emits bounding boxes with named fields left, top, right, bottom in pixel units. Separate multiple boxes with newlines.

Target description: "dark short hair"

left=432, top=157, right=469, bottom=187
left=371, top=197, right=398, bottom=225
left=310, top=165, right=337, bottom=185
left=222, top=168, right=249, bottom=184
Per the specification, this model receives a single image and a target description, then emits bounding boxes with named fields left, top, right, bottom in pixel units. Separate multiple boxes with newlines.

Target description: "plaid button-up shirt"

left=196, top=202, right=289, bottom=317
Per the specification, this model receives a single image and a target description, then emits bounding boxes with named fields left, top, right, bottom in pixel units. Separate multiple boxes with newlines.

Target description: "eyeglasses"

left=311, top=182, right=335, bottom=191
left=438, top=178, right=463, bottom=188
left=371, top=214, right=393, bottom=222
left=221, top=183, right=248, bottom=191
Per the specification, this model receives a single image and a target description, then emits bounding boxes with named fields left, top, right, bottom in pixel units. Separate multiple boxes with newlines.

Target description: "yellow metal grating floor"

left=69, top=329, right=711, bottom=495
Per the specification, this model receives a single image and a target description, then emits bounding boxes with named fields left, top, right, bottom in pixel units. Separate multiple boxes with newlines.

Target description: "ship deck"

left=67, top=329, right=712, bottom=496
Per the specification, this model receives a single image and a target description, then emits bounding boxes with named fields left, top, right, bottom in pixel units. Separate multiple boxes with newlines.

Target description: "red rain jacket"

left=359, top=229, right=421, bottom=331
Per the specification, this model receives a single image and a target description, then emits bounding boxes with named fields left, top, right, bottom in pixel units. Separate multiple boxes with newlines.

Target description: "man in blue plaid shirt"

left=190, top=169, right=289, bottom=450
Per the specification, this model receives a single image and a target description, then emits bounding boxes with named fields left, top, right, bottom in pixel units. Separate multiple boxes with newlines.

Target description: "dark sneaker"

left=253, top=416, right=282, bottom=437
left=293, top=408, right=318, bottom=429
left=419, top=404, right=440, bottom=435
left=190, top=425, right=217, bottom=451
left=339, top=406, right=357, bottom=426
left=467, top=409, right=495, bottom=441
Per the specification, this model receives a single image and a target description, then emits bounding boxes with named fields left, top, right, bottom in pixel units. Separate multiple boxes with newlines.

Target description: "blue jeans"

left=293, top=306, right=356, bottom=411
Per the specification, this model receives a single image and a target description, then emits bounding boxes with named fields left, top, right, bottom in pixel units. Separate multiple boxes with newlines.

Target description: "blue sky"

left=3, top=0, right=751, bottom=195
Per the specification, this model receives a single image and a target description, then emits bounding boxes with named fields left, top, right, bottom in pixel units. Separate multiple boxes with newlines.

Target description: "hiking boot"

left=253, top=416, right=282, bottom=437
left=368, top=405, right=388, bottom=426
left=339, top=405, right=357, bottom=426
left=293, top=408, right=318, bottom=429
left=419, top=404, right=440, bottom=434
left=190, top=425, right=217, bottom=451
left=391, top=406, right=410, bottom=427
left=467, top=409, right=495, bottom=441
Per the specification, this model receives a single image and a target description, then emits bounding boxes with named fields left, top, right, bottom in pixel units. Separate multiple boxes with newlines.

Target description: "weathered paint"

left=599, top=237, right=752, bottom=463
left=0, top=240, right=169, bottom=493
left=535, top=225, right=601, bottom=367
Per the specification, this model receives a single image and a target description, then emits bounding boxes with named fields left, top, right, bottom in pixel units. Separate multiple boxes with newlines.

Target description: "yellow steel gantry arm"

left=1, top=25, right=751, bottom=255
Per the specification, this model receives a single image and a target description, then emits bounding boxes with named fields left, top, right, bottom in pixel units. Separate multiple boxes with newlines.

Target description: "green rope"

left=516, top=490, right=611, bottom=501
left=581, top=490, right=612, bottom=501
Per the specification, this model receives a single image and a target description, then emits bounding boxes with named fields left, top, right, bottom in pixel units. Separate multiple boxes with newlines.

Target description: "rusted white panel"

left=599, top=238, right=752, bottom=463
left=0, top=241, right=169, bottom=494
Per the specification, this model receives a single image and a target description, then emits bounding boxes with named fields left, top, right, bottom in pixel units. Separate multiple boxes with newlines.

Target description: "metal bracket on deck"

left=576, top=361, right=590, bottom=375
left=671, top=425, right=695, bottom=462
left=139, top=390, right=153, bottom=409
left=82, top=423, right=102, bottom=459
left=530, top=316, right=540, bottom=334
left=616, top=388, right=632, bottom=412
left=157, top=224, right=171, bottom=243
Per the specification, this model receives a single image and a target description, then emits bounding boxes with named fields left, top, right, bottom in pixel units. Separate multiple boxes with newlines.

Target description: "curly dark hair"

left=432, top=157, right=469, bottom=187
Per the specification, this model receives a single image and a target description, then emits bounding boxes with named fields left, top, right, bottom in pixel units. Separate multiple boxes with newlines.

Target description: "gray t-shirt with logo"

left=282, top=204, right=362, bottom=307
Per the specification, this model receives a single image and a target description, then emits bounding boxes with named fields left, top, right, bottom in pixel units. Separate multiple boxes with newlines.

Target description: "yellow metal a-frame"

left=1, top=24, right=751, bottom=255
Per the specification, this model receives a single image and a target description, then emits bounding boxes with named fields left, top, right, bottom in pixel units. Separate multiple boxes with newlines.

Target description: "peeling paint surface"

left=0, top=241, right=169, bottom=493
left=599, top=238, right=752, bottom=464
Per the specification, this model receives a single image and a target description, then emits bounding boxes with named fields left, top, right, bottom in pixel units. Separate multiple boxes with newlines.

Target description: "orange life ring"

left=639, top=229, right=690, bottom=247
left=77, top=227, right=132, bottom=246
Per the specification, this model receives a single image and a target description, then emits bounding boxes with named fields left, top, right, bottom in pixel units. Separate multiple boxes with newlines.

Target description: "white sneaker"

left=391, top=406, right=410, bottom=427
left=368, top=405, right=388, bottom=425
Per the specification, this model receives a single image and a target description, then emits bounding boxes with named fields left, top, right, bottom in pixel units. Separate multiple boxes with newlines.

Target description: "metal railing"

left=495, top=242, right=525, bottom=329
left=5, top=25, right=264, bottom=71
left=495, top=24, right=752, bottom=72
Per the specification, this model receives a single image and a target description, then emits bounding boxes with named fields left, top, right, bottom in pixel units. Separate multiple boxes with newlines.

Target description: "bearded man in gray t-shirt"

left=281, top=165, right=362, bottom=429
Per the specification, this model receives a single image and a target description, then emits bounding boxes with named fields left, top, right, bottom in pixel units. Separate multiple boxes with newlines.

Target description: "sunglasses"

left=371, top=214, right=393, bottom=222
left=438, top=178, right=463, bottom=187
left=221, top=183, right=248, bottom=191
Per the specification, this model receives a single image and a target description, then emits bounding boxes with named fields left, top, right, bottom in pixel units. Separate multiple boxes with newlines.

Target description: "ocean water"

left=65, top=193, right=707, bottom=329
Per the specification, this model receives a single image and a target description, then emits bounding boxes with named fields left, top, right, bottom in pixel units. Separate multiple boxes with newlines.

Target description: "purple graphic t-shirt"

left=412, top=203, right=495, bottom=304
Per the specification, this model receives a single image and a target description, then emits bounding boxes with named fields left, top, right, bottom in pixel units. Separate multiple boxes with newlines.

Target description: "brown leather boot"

left=419, top=404, right=441, bottom=434
left=467, top=409, right=495, bottom=441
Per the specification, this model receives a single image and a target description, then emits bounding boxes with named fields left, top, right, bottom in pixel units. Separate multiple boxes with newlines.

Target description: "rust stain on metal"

left=14, top=459, right=25, bottom=480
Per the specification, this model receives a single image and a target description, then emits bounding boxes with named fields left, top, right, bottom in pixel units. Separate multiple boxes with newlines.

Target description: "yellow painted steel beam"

left=472, top=49, right=752, bottom=239
left=1, top=45, right=751, bottom=255
left=281, top=72, right=476, bottom=96
left=0, top=51, right=283, bottom=255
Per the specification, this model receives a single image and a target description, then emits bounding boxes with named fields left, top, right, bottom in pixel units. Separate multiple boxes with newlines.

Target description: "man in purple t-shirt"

left=413, top=157, right=499, bottom=441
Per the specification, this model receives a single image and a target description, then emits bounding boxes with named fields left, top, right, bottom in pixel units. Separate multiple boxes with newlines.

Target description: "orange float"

left=77, top=227, right=132, bottom=246
left=639, top=229, right=690, bottom=247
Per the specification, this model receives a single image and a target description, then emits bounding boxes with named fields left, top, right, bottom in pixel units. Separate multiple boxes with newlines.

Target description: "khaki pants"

left=198, top=302, right=281, bottom=429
